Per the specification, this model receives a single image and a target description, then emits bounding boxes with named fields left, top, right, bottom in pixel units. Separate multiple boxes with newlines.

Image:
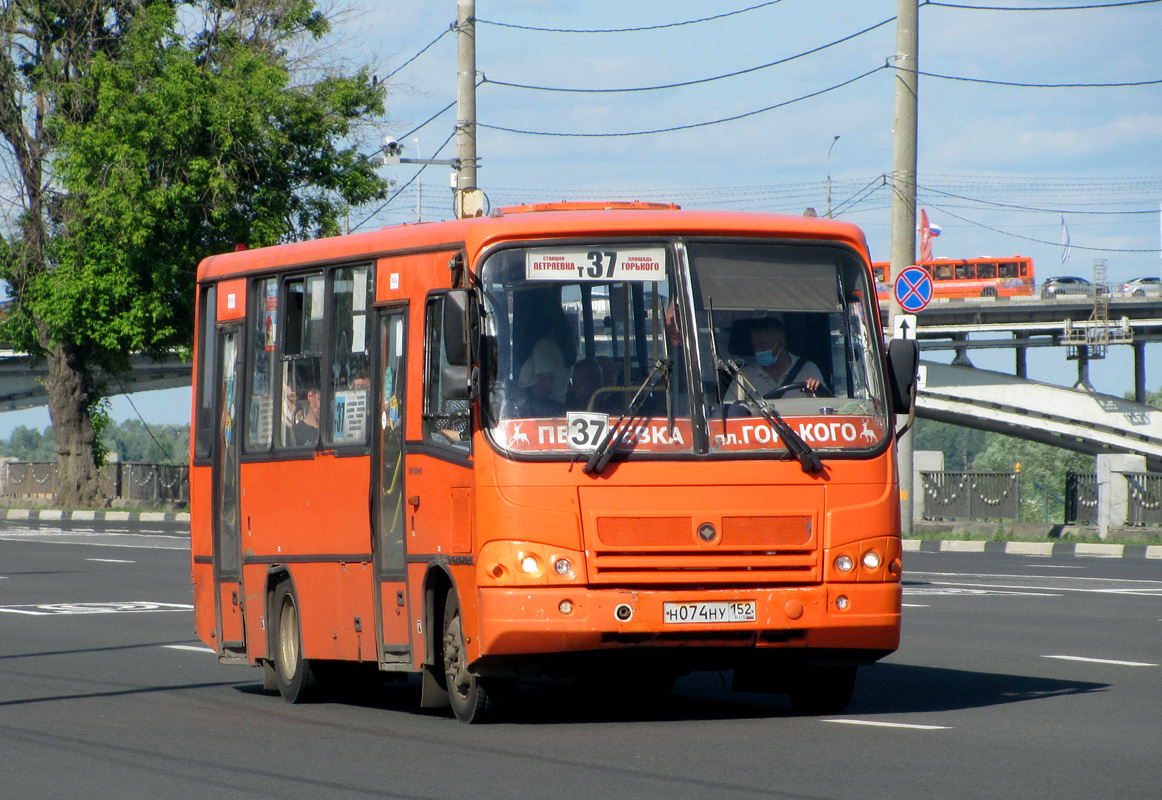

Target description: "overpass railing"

left=920, top=470, right=1020, bottom=521
left=1065, top=472, right=1099, bottom=525
left=0, top=460, right=189, bottom=506
left=1125, top=472, right=1162, bottom=527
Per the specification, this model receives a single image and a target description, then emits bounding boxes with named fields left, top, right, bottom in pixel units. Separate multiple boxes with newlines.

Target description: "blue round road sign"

left=893, top=266, right=933, bottom=312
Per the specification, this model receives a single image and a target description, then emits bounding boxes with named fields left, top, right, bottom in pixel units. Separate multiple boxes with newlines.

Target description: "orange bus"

left=190, top=201, right=918, bottom=722
left=873, top=256, right=1035, bottom=301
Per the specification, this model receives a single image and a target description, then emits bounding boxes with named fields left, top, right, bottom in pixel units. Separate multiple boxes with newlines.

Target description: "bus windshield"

left=480, top=239, right=889, bottom=458
left=481, top=243, right=690, bottom=455
left=689, top=241, right=889, bottom=454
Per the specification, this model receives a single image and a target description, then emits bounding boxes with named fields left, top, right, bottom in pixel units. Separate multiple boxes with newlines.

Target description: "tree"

left=971, top=434, right=1094, bottom=523
left=0, top=1, right=387, bottom=506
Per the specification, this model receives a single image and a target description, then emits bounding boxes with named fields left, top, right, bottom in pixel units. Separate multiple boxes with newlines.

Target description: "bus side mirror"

left=886, top=338, right=919, bottom=430
left=443, top=289, right=478, bottom=367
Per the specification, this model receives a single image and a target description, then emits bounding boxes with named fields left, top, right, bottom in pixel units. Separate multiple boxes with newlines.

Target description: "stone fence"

left=0, top=458, right=189, bottom=507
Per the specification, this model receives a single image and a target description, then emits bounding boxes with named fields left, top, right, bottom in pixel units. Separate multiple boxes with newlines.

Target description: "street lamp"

left=826, top=135, right=840, bottom=218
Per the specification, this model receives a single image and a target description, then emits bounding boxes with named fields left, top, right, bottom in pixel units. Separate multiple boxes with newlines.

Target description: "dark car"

left=1041, top=276, right=1091, bottom=299
left=1120, top=276, right=1161, bottom=297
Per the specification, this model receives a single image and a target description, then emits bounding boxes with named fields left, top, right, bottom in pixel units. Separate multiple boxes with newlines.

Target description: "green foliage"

left=913, top=418, right=989, bottom=470
left=0, top=426, right=56, bottom=461
left=0, top=421, right=189, bottom=465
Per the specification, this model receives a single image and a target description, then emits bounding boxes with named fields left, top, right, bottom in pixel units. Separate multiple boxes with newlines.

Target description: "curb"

left=0, top=508, right=190, bottom=524
left=903, top=539, right=1162, bottom=560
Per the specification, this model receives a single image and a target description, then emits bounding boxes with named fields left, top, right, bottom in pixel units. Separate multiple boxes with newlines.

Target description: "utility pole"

left=889, top=0, right=919, bottom=537
left=455, top=0, right=484, bottom=218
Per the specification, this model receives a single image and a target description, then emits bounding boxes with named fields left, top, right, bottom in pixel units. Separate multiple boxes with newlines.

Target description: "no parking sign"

left=893, top=266, right=933, bottom=313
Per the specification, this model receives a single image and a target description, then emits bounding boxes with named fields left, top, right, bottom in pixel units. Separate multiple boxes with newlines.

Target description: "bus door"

left=212, top=324, right=246, bottom=656
left=373, top=309, right=412, bottom=665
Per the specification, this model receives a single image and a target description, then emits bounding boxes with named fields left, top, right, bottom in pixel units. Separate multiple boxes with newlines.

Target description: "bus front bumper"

left=475, top=582, right=900, bottom=659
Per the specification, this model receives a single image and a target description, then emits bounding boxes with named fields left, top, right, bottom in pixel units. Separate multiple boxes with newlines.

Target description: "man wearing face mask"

left=726, top=317, right=823, bottom=406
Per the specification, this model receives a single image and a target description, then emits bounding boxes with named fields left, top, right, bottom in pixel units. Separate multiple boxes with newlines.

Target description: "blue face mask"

left=755, top=347, right=779, bottom=368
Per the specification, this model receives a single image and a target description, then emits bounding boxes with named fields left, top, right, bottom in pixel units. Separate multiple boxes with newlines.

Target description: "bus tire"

left=442, top=590, right=506, bottom=723
left=982, top=287, right=997, bottom=298
left=787, top=665, right=857, bottom=715
left=272, top=581, right=320, bottom=703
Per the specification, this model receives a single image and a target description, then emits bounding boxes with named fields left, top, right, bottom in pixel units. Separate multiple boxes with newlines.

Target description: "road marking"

left=1042, top=655, right=1157, bottom=668
left=1023, top=564, right=1085, bottom=570
left=903, top=586, right=1060, bottom=597
left=86, top=558, right=136, bottom=564
left=0, top=601, right=193, bottom=616
left=824, top=719, right=951, bottom=730
left=164, top=645, right=216, bottom=654
left=907, top=571, right=1162, bottom=597
left=902, top=603, right=929, bottom=608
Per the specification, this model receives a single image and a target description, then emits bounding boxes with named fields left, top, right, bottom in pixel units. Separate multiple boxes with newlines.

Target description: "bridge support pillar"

left=1014, top=339, right=1027, bottom=380
left=1134, top=342, right=1147, bottom=404
left=1096, top=453, right=1145, bottom=540
left=1072, top=346, right=1094, bottom=392
left=950, top=333, right=973, bottom=368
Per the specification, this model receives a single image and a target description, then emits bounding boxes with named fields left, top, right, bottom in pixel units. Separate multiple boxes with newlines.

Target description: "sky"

left=3, top=0, right=1162, bottom=437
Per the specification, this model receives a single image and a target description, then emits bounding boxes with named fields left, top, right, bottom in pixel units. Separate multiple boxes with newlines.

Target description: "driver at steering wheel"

left=725, top=316, right=824, bottom=405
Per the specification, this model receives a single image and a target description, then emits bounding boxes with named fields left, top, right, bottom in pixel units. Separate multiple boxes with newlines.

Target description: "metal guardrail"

left=920, top=470, right=1020, bottom=521
left=1065, top=472, right=1098, bottom=525
left=1125, top=472, right=1162, bottom=527
left=1, top=460, right=189, bottom=506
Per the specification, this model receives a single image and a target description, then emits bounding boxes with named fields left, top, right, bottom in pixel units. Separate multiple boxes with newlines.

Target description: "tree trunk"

left=42, top=338, right=103, bottom=508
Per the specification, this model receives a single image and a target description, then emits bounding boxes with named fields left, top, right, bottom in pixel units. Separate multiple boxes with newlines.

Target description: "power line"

left=924, top=201, right=1160, bottom=252
left=478, top=66, right=886, bottom=138
left=924, top=0, right=1160, bottom=10
left=484, top=18, right=895, bottom=94
left=919, top=70, right=1162, bottom=88
left=383, top=25, right=453, bottom=82
left=916, top=182, right=1162, bottom=214
left=477, top=2, right=788, bottom=34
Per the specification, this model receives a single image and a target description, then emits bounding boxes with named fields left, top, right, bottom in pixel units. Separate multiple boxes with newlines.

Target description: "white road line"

left=824, top=719, right=951, bottom=730
left=1042, top=655, right=1158, bottom=668
left=902, top=603, right=929, bottom=608
left=163, top=645, right=216, bottom=654
left=86, top=558, right=136, bottom=563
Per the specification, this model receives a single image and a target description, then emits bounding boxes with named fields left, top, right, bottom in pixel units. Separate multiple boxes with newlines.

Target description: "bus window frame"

left=474, top=235, right=892, bottom=465
left=421, top=289, right=474, bottom=464
left=193, top=283, right=219, bottom=465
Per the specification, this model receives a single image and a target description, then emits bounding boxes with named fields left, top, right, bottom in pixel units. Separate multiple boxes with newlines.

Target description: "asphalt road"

left=1, top=521, right=1159, bottom=800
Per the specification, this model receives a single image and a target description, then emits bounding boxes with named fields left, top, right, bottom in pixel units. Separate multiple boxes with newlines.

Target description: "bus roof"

left=196, top=204, right=871, bottom=282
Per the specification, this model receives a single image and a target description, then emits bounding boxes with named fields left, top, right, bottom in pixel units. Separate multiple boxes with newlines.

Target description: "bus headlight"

left=477, top=541, right=586, bottom=586
left=520, top=555, right=540, bottom=575
left=835, top=555, right=854, bottom=573
left=862, top=551, right=881, bottom=569
left=553, top=557, right=573, bottom=577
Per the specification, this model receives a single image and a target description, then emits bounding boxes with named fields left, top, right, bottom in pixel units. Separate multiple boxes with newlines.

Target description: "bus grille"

left=589, top=515, right=819, bottom=585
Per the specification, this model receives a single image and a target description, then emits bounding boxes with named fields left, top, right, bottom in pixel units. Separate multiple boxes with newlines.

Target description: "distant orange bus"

left=190, top=202, right=918, bottom=722
left=874, top=256, right=1035, bottom=301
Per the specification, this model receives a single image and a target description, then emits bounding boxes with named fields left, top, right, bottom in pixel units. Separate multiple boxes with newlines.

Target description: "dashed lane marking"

left=86, top=558, right=136, bottom=564
left=1042, top=655, right=1157, bottom=668
left=0, top=601, right=193, bottom=616
left=163, top=645, right=216, bottom=654
left=824, top=719, right=951, bottom=730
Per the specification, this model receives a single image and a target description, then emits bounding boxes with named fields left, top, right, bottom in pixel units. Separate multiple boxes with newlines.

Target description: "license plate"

left=663, top=600, right=756, bottom=624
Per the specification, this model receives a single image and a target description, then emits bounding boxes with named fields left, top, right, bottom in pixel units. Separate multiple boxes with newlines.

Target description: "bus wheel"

left=442, top=591, right=505, bottom=723
left=786, top=665, right=857, bottom=715
left=982, top=287, right=997, bottom=298
left=272, top=582, right=319, bottom=703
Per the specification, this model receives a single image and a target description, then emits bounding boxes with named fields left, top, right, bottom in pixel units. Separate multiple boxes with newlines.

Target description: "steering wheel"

left=764, top=380, right=833, bottom=399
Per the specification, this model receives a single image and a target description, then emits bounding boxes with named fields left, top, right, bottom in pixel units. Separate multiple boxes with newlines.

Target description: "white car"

left=1121, top=277, right=1161, bottom=297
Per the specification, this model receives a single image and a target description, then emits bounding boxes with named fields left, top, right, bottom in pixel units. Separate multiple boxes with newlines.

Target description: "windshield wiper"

left=717, top=357, right=823, bottom=474
left=584, top=358, right=673, bottom=476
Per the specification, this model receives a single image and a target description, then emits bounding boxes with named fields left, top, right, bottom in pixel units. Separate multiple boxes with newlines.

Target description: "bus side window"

left=327, top=265, right=371, bottom=446
left=977, top=262, right=997, bottom=279
left=934, top=264, right=954, bottom=280
left=194, top=284, right=217, bottom=460
left=280, top=274, right=324, bottom=449
left=423, top=295, right=471, bottom=451
left=955, top=263, right=973, bottom=280
left=999, top=262, right=1018, bottom=279
left=245, top=277, right=277, bottom=452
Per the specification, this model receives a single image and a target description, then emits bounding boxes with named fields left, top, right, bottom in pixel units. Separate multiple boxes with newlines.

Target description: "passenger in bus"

left=293, top=382, right=321, bottom=445
left=726, top=317, right=823, bottom=407
left=566, top=358, right=605, bottom=411
left=516, top=304, right=574, bottom=417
